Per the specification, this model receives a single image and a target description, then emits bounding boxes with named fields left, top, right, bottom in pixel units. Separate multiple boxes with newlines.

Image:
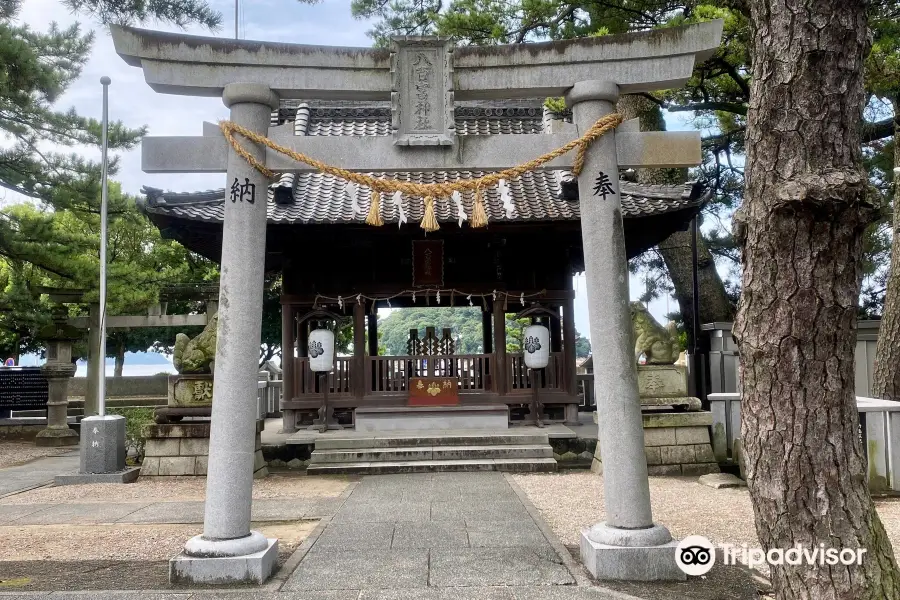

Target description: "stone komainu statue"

left=173, top=313, right=218, bottom=374
left=630, top=302, right=680, bottom=365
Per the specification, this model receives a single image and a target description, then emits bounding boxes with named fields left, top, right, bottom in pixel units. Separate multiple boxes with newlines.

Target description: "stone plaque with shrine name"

left=391, top=37, right=455, bottom=146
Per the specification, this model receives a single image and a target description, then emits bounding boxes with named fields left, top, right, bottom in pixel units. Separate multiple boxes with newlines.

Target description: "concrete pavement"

left=0, top=453, right=78, bottom=497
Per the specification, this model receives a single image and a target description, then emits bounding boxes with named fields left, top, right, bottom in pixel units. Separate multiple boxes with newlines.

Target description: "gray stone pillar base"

left=80, top=415, right=126, bottom=473
left=171, top=532, right=278, bottom=585
left=35, top=427, right=79, bottom=447
left=580, top=522, right=685, bottom=581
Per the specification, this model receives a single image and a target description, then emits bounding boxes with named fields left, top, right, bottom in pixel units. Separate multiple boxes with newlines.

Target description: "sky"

left=15, top=0, right=682, bottom=345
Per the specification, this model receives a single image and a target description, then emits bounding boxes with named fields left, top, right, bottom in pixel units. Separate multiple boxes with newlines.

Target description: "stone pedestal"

left=592, top=411, right=719, bottom=476
left=141, top=421, right=267, bottom=478
left=56, top=414, right=142, bottom=485
left=35, top=322, right=79, bottom=447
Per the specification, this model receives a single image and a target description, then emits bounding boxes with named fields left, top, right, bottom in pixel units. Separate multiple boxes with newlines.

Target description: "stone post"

left=35, top=314, right=80, bottom=447
left=173, top=83, right=280, bottom=585
left=567, top=80, right=682, bottom=581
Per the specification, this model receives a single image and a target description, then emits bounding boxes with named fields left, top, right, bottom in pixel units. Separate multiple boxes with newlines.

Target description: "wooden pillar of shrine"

left=280, top=304, right=295, bottom=406
left=562, top=295, right=579, bottom=423
left=492, top=300, right=506, bottom=396
left=482, top=310, right=493, bottom=354
left=550, top=307, right=562, bottom=353
left=367, top=312, right=378, bottom=391
left=353, top=301, right=366, bottom=399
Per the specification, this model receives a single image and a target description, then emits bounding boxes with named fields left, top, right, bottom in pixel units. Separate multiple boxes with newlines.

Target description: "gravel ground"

left=0, top=442, right=73, bottom=469
left=0, top=520, right=314, bottom=561
left=513, top=472, right=900, bottom=552
left=0, top=472, right=349, bottom=505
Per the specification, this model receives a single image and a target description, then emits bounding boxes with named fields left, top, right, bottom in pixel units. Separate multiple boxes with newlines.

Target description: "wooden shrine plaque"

left=412, top=240, right=444, bottom=287
left=409, top=377, right=459, bottom=406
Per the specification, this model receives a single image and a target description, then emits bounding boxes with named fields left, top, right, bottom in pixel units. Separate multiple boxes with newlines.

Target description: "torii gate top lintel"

left=110, top=20, right=723, bottom=103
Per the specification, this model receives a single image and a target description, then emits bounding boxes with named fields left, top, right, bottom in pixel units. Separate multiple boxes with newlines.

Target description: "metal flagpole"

left=235, top=0, right=239, bottom=38
left=98, top=76, right=110, bottom=417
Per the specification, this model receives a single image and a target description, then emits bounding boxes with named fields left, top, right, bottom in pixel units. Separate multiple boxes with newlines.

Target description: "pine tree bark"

left=616, top=95, right=734, bottom=338
left=872, top=97, right=900, bottom=401
left=114, top=338, right=125, bottom=378
left=735, top=1, right=900, bottom=598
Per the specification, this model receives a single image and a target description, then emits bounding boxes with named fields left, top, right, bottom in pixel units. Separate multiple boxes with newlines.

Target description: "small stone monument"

left=34, top=308, right=80, bottom=447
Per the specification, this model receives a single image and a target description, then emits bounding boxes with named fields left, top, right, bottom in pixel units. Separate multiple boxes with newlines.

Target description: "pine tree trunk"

left=735, top=1, right=900, bottom=598
left=872, top=97, right=900, bottom=401
left=616, top=95, right=734, bottom=339
left=114, top=339, right=125, bottom=378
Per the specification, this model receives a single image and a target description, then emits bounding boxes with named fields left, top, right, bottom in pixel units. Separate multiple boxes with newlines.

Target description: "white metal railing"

left=708, top=393, right=900, bottom=492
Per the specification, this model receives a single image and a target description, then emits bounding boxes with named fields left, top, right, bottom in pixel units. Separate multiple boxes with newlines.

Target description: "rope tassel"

left=470, top=187, right=488, bottom=228
left=421, top=196, right=439, bottom=232
left=366, top=190, right=384, bottom=226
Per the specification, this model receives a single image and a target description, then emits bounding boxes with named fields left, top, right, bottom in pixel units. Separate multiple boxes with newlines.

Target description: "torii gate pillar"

left=170, top=83, right=281, bottom=585
left=569, top=81, right=683, bottom=581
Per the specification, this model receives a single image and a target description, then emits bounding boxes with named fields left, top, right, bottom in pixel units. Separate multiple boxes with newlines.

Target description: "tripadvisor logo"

left=676, top=536, right=716, bottom=576
left=675, top=535, right=869, bottom=576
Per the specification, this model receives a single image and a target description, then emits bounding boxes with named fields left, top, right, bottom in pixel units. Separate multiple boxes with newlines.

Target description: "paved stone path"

left=0, top=452, right=78, bottom=497
left=282, top=472, right=579, bottom=594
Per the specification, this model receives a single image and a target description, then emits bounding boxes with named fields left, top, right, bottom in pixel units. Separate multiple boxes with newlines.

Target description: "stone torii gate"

left=112, top=21, right=722, bottom=584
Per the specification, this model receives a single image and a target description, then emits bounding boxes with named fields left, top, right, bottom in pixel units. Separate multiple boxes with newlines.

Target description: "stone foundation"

left=592, top=411, right=719, bottom=476
left=141, top=420, right=267, bottom=478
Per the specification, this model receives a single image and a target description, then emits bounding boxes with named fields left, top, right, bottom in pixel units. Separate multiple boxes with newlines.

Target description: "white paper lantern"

left=523, top=324, right=550, bottom=369
left=308, top=328, right=335, bottom=372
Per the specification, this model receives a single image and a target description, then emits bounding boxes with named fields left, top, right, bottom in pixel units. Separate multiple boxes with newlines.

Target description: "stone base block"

left=580, top=530, right=686, bottom=581
left=141, top=420, right=265, bottom=478
left=593, top=410, right=720, bottom=476
left=34, top=427, right=79, bottom=446
left=55, top=467, right=141, bottom=486
left=169, top=538, right=278, bottom=585
left=80, top=415, right=126, bottom=473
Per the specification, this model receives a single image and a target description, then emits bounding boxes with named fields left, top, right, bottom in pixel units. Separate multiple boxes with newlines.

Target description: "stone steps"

left=307, top=457, right=558, bottom=474
left=311, top=444, right=553, bottom=463
left=306, top=430, right=557, bottom=474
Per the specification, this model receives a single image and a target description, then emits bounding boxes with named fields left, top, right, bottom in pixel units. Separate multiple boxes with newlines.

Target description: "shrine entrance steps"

left=305, top=430, right=558, bottom=475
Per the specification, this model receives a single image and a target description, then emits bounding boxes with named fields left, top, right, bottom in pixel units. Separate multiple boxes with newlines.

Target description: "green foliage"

left=376, top=307, right=590, bottom=357
left=0, top=0, right=223, bottom=359
left=107, top=406, right=155, bottom=463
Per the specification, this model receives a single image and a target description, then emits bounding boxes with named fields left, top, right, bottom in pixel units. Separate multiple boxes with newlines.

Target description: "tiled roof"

left=140, top=103, right=705, bottom=226
left=141, top=178, right=700, bottom=226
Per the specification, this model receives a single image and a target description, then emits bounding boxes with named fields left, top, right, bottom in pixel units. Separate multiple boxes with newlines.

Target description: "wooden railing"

left=292, top=357, right=353, bottom=398
left=368, top=354, right=492, bottom=394
left=577, top=373, right=595, bottom=410
left=507, top=352, right=565, bottom=392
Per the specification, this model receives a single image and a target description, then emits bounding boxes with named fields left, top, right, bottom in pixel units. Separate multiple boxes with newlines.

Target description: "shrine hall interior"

left=138, top=99, right=709, bottom=431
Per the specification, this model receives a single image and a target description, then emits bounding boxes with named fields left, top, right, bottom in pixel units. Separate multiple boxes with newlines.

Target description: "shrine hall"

left=139, top=99, right=709, bottom=432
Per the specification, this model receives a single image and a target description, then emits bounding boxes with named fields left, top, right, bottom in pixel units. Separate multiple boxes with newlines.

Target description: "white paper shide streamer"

left=452, top=190, right=467, bottom=227
left=347, top=182, right=361, bottom=217
left=499, top=179, right=515, bottom=219
left=392, top=191, right=407, bottom=228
